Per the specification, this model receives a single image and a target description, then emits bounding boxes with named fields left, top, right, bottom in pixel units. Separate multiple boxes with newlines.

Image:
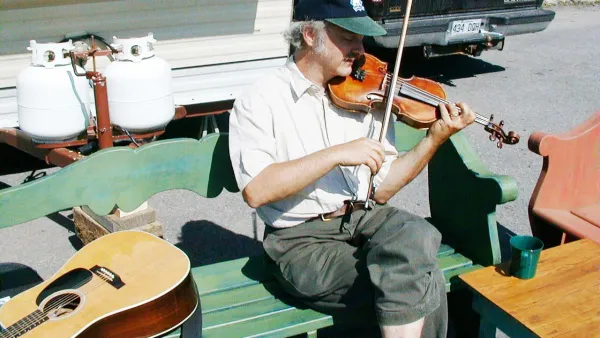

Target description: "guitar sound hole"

left=43, top=292, right=83, bottom=319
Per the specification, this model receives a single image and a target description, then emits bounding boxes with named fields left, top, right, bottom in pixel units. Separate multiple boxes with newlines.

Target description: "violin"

left=327, top=53, right=520, bottom=148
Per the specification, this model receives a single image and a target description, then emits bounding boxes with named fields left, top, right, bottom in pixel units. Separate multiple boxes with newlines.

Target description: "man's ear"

left=302, top=25, right=318, bottom=48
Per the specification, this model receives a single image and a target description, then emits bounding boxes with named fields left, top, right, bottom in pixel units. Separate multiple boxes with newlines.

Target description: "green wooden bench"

left=0, top=122, right=518, bottom=337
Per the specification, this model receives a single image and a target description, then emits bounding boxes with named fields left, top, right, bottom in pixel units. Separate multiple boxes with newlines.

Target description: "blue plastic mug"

left=509, top=235, right=544, bottom=279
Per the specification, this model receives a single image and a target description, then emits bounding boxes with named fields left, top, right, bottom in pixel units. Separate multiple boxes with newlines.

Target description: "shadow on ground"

left=0, top=263, right=44, bottom=299
left=174, top=220, right=263, bottom=268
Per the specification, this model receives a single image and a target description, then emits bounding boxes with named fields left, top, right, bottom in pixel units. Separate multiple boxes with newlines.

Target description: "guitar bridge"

left=91, top=265, right=125, bottom=289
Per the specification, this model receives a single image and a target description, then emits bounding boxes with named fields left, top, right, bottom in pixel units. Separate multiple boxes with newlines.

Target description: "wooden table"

left=459, top=239, right=600, bottom=338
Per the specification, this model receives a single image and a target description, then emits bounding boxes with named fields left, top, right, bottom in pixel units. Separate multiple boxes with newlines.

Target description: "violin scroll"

left=484, top=114, right=520, bottom=148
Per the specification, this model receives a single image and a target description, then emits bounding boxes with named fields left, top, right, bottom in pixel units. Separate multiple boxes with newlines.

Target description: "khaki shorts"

left=263, top=203, right=448, bottom=337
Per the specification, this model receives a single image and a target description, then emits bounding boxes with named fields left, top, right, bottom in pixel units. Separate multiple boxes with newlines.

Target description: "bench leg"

left=305, top=330, right=317, bottom=338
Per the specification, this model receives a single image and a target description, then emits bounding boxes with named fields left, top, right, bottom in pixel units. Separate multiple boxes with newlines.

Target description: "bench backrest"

left=0, top=134, right=238, bottom=228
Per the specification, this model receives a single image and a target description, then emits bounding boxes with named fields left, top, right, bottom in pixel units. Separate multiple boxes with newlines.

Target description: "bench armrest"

left=394, top=122, right=517, bottom=266
left=428, top=132, right=518, bottom=266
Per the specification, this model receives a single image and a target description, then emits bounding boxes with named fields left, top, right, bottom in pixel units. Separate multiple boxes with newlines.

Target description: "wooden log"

left=73, top=206, right=163, bottom=245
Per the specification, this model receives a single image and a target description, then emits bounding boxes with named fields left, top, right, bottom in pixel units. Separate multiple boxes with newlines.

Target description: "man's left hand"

left=428, top=102, right=476, bottom=145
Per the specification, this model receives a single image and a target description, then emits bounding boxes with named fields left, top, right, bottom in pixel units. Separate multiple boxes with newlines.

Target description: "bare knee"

left=380, top=317, right=425, bottom=338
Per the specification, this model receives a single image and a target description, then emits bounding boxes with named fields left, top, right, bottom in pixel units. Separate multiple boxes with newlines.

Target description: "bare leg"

left=380, top=318, right=425, bottom=338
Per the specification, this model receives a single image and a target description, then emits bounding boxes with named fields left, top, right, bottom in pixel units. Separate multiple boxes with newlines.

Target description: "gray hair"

left=283, top=20, right=327, bottom=54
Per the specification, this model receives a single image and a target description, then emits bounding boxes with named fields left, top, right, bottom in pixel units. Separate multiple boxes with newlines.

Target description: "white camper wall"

left=0, top=0, right=292, bottom=128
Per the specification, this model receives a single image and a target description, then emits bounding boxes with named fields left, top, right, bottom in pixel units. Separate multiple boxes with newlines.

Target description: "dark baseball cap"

left=293, top=0, right=387, bottom=36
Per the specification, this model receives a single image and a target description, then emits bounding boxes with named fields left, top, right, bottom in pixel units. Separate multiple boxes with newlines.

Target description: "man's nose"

left=352, top=43, right=364, bottom=56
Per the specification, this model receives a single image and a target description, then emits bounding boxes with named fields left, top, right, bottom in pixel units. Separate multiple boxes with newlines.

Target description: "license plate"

left=449, top=19, right=483, bottom=37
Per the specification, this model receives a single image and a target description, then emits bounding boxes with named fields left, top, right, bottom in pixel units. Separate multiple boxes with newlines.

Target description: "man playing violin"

left=228, top=0, right=476, bottom=337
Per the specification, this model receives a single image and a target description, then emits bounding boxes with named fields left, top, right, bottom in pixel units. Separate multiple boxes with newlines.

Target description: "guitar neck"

left=0, top=310, right=48, bottom=338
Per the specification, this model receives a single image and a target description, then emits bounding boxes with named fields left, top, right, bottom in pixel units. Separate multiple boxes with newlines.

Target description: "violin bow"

left=366, top=0, right=415, bottom=205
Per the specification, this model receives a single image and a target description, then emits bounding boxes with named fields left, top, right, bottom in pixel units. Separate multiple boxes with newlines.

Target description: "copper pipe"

left=88, top=71, right=113, bottom=149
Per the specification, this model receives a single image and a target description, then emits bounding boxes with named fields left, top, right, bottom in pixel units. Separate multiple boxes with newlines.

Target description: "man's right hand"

left=242, top=137, right=385, bottom=209
left=331, top=137, right=385, bottom=174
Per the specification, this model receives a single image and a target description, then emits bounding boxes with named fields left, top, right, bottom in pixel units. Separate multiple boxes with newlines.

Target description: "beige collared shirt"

left=229, top=57, right=399, bottom=228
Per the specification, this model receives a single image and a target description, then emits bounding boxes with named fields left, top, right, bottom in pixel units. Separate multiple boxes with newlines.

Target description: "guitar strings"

left=3, top=282, right=90, bottom=338
left=12, top=262, right=153, bottom=333
left=9, top=266, right=151, bottom=334
left=5, top=272, right=116, bottom=335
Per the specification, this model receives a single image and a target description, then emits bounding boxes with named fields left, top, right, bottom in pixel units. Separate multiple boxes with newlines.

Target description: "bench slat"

left=161, top=307, right=332, bottom=338
left=438, top=253, right=473, bottom=272
left=202, top=282, right=276, bottom=314
left=203, top=307, right=333, bottom=338
left=192, top=257, right=270, bottom=296
left=437, top=243, right=455, bottom=257
left=204, top=296, right=294, bottom=329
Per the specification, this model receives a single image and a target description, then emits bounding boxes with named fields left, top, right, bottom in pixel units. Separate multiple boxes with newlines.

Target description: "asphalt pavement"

left=0, top=4, right=599, bottom=336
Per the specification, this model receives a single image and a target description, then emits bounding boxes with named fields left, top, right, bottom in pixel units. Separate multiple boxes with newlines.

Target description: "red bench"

left=528, top=110, right=600, bottom=247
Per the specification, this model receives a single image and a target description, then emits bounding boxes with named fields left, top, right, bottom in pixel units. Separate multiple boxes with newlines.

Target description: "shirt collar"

left=286, top=56, right=325, bottom=98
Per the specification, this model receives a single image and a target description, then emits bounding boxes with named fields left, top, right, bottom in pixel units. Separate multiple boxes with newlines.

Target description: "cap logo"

left=350, top=0, right=365, bottom=12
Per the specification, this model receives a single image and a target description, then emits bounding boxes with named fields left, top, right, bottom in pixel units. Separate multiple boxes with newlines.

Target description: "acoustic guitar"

left=0, top=230, right=199, bottom=337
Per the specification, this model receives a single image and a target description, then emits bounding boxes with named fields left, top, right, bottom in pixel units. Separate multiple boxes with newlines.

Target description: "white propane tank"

left=104, top=33, right=174, bottom=133
left=17, top=40, right=91, bottom=143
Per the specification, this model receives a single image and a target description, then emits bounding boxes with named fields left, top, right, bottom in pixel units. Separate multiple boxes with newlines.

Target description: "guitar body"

left=0, top=231, right=198, bottom=337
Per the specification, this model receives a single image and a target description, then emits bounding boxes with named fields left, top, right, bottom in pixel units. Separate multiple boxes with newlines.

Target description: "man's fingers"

left=362, top=138, right=386, bottom=162
left=456, top=102, right=475, bottom=125
left=363, top=150, right=383, bottom=174
left=366, top=158, right=378, bottom=174
left=438, top=103, right=452, bottom=126
left=373, top=143, right=385, bottom=161
left=448, top=104, right=460, bottom=117
left=353, top=138, right=386, bottom=174
left=373, top=153, right=384, bottom=171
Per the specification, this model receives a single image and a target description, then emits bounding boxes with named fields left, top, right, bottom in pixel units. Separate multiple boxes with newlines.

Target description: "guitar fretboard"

left=0, top=310, right=48, bottom=338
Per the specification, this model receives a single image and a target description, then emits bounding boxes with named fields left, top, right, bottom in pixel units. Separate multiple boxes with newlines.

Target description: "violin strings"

left=395, top=79, right=492, bottom=126
left=354, top=69, right=493, bottom=126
